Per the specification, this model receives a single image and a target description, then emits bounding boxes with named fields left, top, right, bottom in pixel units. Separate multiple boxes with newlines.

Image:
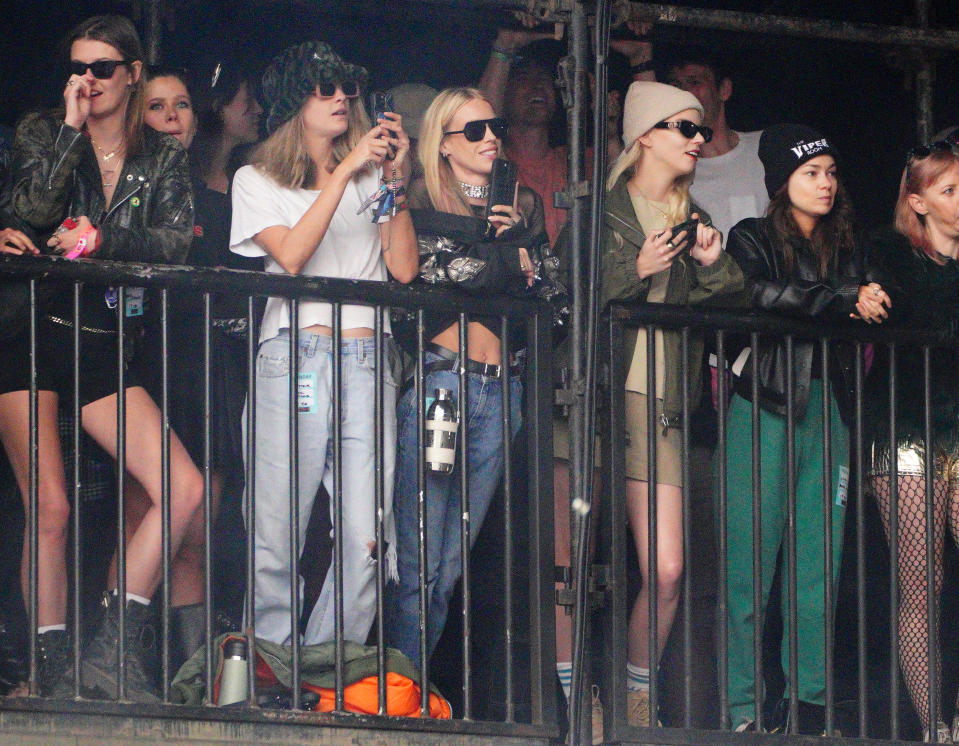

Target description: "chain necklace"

left=91, top=136, right=125, bottom=189
left=628, top=182, right=670, bottom=222
left=458, top=181, right=489, bottom=200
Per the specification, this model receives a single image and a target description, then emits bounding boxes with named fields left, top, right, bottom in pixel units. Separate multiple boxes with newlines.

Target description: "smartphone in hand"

left=487, top=158, right=518, bottom=219
left=667, top=216, right=699, bottom=252
left=369, top=91, right=396, bottom=158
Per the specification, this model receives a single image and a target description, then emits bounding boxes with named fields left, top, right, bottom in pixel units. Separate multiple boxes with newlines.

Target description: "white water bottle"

left=425, top=388, right=458, bottom=473
left=217, top=638, right=249, bottom=706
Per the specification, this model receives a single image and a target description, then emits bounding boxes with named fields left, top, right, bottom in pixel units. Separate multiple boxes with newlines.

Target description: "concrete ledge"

left=0, top=698, right=555, bottom=745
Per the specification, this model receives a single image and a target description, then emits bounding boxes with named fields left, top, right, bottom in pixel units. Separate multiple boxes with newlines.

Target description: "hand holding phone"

left=666, top=216, right=699, bottom=253
left=369, top=91, right=396, bottom=159
left=486, top=158, right=519, bottom=238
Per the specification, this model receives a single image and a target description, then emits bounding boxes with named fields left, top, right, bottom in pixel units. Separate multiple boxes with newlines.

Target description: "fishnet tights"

left=871, top=473, right=959, bottom=730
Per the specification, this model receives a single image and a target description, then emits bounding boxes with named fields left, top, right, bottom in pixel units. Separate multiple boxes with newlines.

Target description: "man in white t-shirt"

left=665, top=48, right=768, bottom=240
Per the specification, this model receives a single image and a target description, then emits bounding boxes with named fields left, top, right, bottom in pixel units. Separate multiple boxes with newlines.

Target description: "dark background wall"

left=3, top=0, right=958, bottom=227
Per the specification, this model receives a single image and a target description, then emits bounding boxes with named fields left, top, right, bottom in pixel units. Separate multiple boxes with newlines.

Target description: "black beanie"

left=261, top=41, right=369, bottom=135
left=758, top=123, right=837, bottom=198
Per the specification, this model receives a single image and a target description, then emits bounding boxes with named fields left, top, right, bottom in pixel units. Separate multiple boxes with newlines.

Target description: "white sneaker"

left=923, top=721, right=952, bottom=743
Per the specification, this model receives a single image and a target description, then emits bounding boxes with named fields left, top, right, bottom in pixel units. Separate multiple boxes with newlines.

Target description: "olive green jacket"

left=559, top=174, right=745, bottom=423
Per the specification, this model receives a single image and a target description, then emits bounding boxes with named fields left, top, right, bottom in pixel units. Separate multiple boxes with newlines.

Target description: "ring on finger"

left=67, top=80, right=75, bottom=86
left=873, top=287, right=881, bottom=297
left=666, top=241, right=676, bottom=250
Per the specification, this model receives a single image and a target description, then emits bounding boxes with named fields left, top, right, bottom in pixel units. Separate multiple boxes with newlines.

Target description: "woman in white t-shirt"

left=230, top=41, right=417, bottom=646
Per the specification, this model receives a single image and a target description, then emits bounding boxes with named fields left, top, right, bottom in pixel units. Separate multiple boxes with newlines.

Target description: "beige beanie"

left=621, top=81, right=704, bottom=148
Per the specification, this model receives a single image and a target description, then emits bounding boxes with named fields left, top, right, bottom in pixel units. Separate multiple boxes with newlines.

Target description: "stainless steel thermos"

left=425, top=388, right=458, bottom=473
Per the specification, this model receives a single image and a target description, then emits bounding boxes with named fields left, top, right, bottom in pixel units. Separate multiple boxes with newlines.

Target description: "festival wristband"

left=63, top=227, right=96, bottom=259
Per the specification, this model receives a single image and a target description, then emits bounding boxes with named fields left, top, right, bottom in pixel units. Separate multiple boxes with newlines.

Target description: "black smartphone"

left=486, top=158, right=518, bottom=219
left=667, top=216, right=699, bottom=251
left=369, top=91, right=394, bottom=125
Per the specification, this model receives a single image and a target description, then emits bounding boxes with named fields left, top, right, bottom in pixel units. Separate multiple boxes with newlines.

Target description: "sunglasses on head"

left=315, top=81, right=360, bottom=99
left=443, top=118, right=508, bottom=142
left=69, top=59, right=131, bottom=80
left=906, top=134, right=959, bottom=164
left=653, top=119, right=714, bottom=143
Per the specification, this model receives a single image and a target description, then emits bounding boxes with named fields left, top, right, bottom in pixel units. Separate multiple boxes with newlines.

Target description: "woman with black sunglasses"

left=864, top=132, right=959, bottom=743
left=551, top=81, right=742, bottom=734
left=230, top=41, right=417, bottom=648
left=385, top=87, right=549, bottom=664
left=721, top=124, right=889, bottom=734
left=3, top=15, right=200, bottom=700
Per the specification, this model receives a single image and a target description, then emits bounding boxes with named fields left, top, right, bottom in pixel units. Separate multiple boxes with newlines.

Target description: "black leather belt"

left=424, top=342, right=522, bottom=378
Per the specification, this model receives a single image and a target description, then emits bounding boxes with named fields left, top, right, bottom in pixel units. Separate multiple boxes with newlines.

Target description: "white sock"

left=37, top=624, right=66, bottom=635
left=626, top=662, right=649, bottom=692
left=113, top=589, right=151, bottom=606
left=556, top=661, right=573, bottom=701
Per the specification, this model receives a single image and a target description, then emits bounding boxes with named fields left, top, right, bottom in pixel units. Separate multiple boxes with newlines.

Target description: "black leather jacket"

left=725, top=217, right=870, bottom=426
left=8, top=111, right=193, bottom=328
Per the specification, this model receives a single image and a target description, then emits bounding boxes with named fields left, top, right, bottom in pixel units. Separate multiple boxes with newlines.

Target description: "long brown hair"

left=62, top=15, right=145, bottom=160
left=766, top=177, right=857, bottom=278
left=895, top=145, right=959, bottom=263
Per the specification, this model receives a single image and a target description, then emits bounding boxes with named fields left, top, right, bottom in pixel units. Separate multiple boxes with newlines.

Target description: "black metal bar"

left=715, top=330, right=729, bottom=730
left=374, top=309, right=387, bottom=716
left=287, top=299, right=300, bottom=710
left=415, top=310, right=429, bottom=717
left=202, top=292, right=214, bottom=703
left=116, top=287, right=128, bottom=701
left=458, top=312, right=472, bottom=720
left=27, top=279, right=38, bottom=696
left=784, top=336, right=798, bottom=733
left=821, top=340, right=835, bottom=736
left=680, top=327, right=692, bottom=729
left=749, top=332, right=762, bottom=730
left=645, top=324, right=659, bottom=728
left=628, top=1, right=959, bottom=50
left=922, top=346, right=939, bottom=736
left=160, top=289, right=172, bottom=703
left=500, top=316, right=515, bottom=722
left=888, top=344, right=900, bottom=739
left=526, top=305, right=557, bottom=733
left=332, top=304, right=344, bottom=712
left=245, top=295, right=257, bottom=704
left=854, top=343, right=868, bottom=736
left=565, top=0, right=591, bottom=736
left=70, top=282, right=83, bottom=699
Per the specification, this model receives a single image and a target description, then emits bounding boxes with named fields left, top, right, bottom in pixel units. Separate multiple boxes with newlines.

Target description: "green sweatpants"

left=721, top=380, right=848, bottom=728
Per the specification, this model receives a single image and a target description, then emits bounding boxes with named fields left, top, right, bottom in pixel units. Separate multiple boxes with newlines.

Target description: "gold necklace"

left=629, top=182, right=670, bottom=221
left=92, top=135, right=124, bottom=162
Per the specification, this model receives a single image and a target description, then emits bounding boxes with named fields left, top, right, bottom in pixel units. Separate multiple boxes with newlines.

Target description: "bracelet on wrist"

left=491, top=45, right=519, bottom=64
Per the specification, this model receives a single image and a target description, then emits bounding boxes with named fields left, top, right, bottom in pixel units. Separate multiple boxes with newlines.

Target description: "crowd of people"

left=1, top=11, right=959, bottom=745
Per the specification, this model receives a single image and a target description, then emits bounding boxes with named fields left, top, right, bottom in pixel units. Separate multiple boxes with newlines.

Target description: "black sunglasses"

left=69, top=59, right=132, bottom=80
left=316, top=81, right=360, bottom=99
left=443, top=118, right=508, bottom=142
left=653, top=119, right=714, bottom=143
left=906, top=134, right=959, bottom=164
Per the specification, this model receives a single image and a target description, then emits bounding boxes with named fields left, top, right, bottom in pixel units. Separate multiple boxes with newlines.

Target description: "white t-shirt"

left=230, top=164, right=389, bottom=343
left=691, top=130, right=768, bottom=241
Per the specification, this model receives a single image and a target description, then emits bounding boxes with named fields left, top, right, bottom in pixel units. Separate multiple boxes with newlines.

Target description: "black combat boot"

left=80, top=593, right=160, bottom=702
left=36, top=629, right=70, bottom=697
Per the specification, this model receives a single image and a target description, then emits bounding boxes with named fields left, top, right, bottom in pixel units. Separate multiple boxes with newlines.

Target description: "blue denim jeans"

left=386, top=351, right=522, bottom=662
left=245, top=330, right=397, bottom=646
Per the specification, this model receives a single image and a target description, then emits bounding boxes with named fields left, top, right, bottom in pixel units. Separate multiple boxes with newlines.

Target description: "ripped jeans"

left=245, top=330, right=397, bottom=646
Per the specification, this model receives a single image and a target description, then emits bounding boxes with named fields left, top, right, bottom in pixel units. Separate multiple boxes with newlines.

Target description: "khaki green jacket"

left=560, top=174, right=745, bottom=423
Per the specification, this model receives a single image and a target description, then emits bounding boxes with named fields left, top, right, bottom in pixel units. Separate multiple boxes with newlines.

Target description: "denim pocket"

left=257, top=352, right=289, bottom=378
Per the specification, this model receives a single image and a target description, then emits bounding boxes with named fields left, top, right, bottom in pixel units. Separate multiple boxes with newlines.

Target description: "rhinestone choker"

left=458, top=181, right=490, bottom=200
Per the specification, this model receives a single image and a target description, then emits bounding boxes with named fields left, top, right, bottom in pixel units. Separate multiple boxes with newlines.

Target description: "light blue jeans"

left=386, top=351, right=522, bottom=662
left=245, top=330, right=396, bottom=646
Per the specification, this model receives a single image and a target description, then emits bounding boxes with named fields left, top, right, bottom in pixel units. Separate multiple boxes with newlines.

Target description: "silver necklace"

left=458, top=181, right=489, bottom=200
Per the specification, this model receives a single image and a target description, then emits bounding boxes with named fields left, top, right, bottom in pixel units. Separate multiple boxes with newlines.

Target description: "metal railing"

left=0, top=253, right=558, bottom=741
left=592, top=300, right=957, bottom=745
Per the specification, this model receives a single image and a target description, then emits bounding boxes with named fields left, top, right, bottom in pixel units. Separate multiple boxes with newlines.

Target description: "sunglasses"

left=315, top=81, right=360, bottom=99
left=906, top=134, right=959, bottom=164
left=443, top=118, right=508, bottom=142
left=69, top=59, right=131, bottom=79
left=653, top=119, right=714, bottom=143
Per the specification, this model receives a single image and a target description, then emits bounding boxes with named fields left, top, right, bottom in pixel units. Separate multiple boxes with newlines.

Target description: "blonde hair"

left=251, top=94, right=370, bottom=189
left=606, top=138, right=692, bottom=225
left=418, top=87, right=499, bottom=215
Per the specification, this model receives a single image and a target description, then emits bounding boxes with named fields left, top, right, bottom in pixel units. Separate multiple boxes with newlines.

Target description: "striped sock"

left=626, top=662, right=649, bottom=692
left=556, top=661, right=573, bottom=701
